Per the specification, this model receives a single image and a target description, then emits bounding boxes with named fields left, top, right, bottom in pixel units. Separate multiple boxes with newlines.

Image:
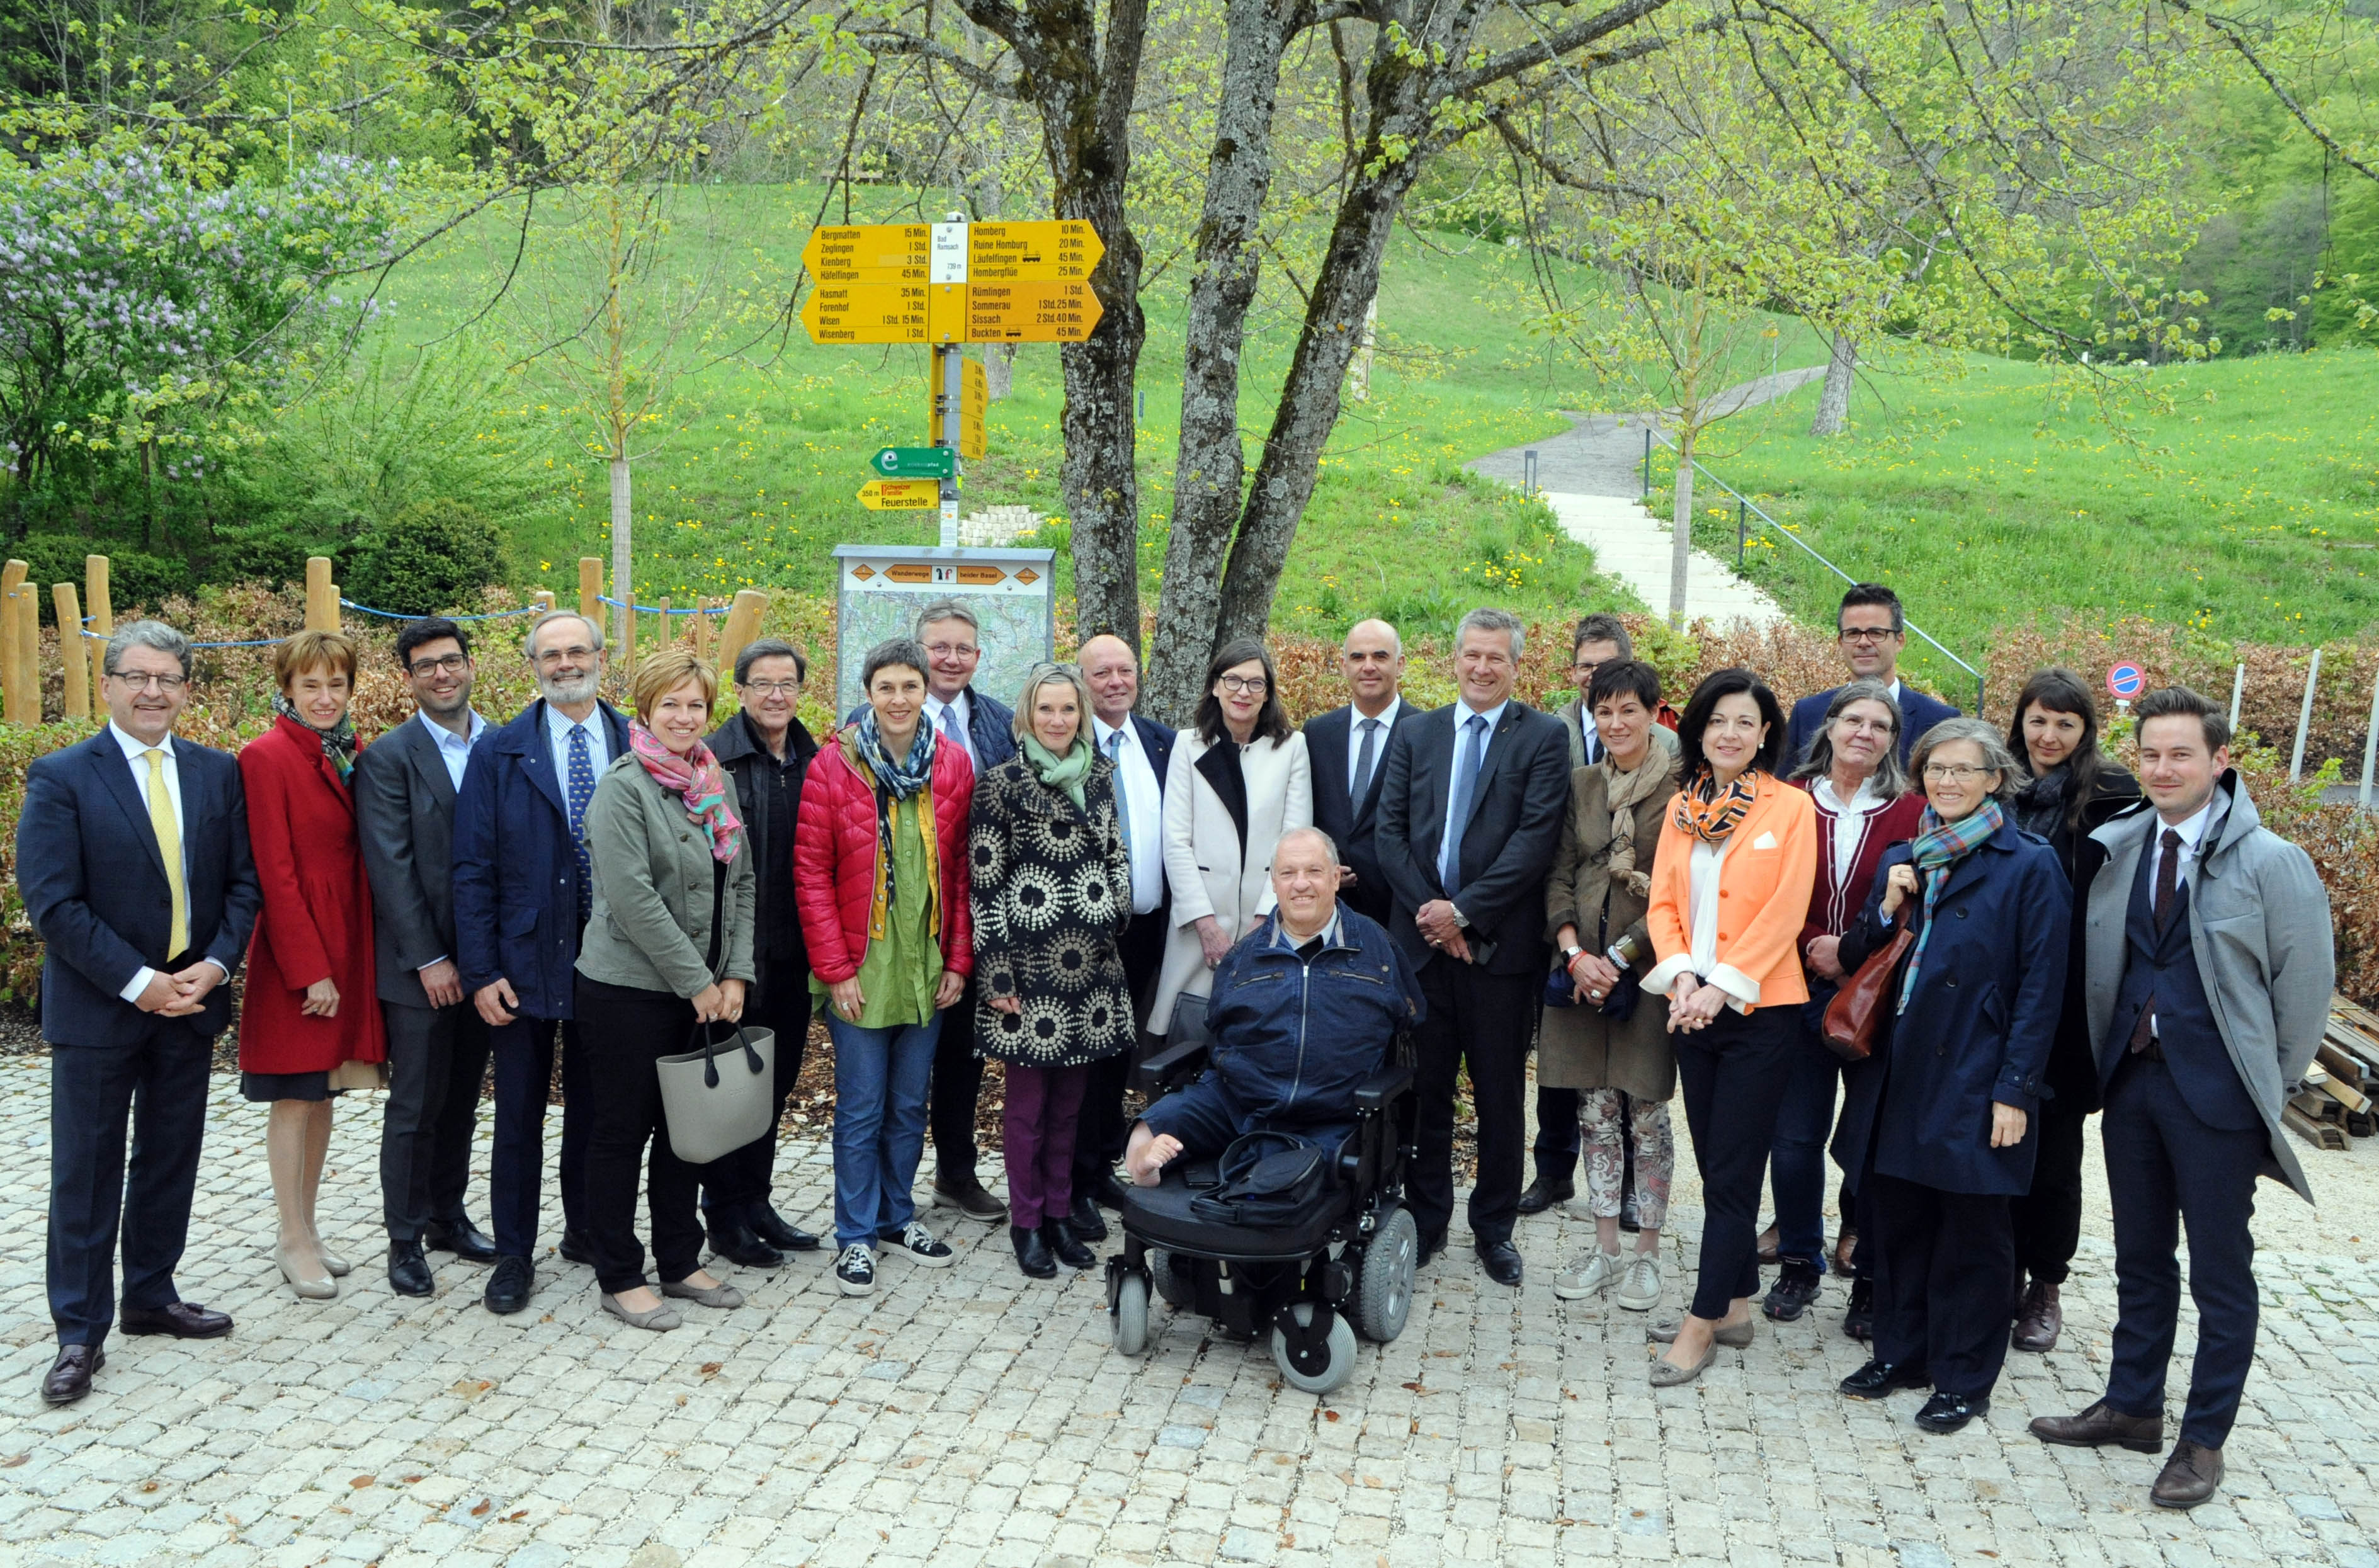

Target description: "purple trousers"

left=1003, top=1062, right=1091, bottom=1228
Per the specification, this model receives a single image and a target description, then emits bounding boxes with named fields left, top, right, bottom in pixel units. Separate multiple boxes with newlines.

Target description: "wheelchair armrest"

left=1353, top=1061, right=1414, bottom=1113
left=1136, top=1037, right=1210, bottom=1098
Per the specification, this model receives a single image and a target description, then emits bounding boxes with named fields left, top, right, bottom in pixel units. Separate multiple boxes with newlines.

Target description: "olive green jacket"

left=576, top=755, right=757, bottom=999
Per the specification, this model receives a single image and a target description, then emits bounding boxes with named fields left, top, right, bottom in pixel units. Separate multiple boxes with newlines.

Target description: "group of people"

left=20, top=584, right=2334, bottom=1513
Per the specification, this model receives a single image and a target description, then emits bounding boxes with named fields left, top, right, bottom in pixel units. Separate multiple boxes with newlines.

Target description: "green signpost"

left=869, top=446, right=957, bottom=480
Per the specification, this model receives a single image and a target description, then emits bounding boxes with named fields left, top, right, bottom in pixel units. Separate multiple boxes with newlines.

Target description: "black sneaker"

left=1764, top=1261, right=1822, bottom=1322
left=1842, top=1276, right=1875, bottom=1341
left=834, top=1244, right=877, bottom=1296
left=878, top=1220, right=955, bottom=1267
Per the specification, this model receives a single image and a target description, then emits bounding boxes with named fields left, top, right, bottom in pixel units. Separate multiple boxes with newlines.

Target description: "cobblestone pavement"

left=5, top=1057, right=2378, bottom=1567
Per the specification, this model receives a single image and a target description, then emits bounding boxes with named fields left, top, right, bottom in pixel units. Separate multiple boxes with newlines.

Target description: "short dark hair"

left=861, top=637, right=931, bottom=692
left=734, top=637, right=807, bottom=685
left=2133, top=685, right=2232, bottom=752
left=1587, top=658, right=1662, bottom=714
left=396, top=616, right=471, bottom=669
left=1837, top=583, right=1905, bottom=635
left=1572, top=613, right=1633, bottom=661
left=1675, top=667, right=1786, bottom=781
left=1194, top=637, right=1293, bottom=747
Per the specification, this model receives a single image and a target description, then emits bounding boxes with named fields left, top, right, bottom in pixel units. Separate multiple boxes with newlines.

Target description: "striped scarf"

left=273, top=695, right=357, bottom=781
left=1896, top=797, right=2004, bottom=1014
left=1672, top=768, right=1761, bottom=845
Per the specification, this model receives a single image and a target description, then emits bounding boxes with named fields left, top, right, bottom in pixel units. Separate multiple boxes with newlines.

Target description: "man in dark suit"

left=353, top=616, right=499, bottom=1300
left=1071, top=632, right=1176, bottom=1236
left=1781, top=584, right=1960, bottom=771
left=17, top=620, right=261, bottom=1404
left=1376, top=608, right=1572, bottom=1287
left=2030, top=688, right=2334, bottom=1509
left=1304, top=618, right=1415, bottom=928
left=451, top=610, right=632, bottom=1315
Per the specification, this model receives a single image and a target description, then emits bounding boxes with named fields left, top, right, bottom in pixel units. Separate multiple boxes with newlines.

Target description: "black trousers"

left=929, top=973, right=986, bottom=1186
left=1411, top=959, right=1535, bottom=1248
left=1532, top=1085, right=1581, bottom=1186
left=1870, top=1172, right=2016, bottom=1397
left=2009, top=1089, right=2088, bottom=1287
left=701, top=962, right=812, bottom=1214
left=1672, top=1005, right=1798, bottom=1320
left=379, top=997, right=492, bottom=1241
left=48, top=1019, right=214, bottom=1348
left=1074, top=912, right=1166, bottom=1191
left=2102, top=1055, right=2265, bottom=1447
left=575, top=977, right=707, bottom=1294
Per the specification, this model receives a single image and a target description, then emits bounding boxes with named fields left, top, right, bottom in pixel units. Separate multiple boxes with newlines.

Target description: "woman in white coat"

left=1149, top=638, right=1313, bottom=1037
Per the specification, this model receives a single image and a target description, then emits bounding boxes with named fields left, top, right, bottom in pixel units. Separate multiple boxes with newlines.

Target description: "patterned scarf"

left=1895, top=797, right=2005, bottom=1014
left=1672, top=768, right=1762, bottom=845
left=627, top=721, right=744, bottom=864
left=1596, top=751, right=1670, bottom=897
left=844, top=718, right=941, bottom=943
left=854, top=707, right=937, bottom=800
left=273, top=693, right=357, bottom=781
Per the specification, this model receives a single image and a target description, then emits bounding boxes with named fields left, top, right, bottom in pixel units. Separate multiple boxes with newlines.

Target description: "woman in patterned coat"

left=968, top=661, right=1135, bottom=1281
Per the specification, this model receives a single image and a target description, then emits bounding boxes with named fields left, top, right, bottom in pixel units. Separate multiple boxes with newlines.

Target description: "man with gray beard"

left=451, top=611, right=633, bottom=1315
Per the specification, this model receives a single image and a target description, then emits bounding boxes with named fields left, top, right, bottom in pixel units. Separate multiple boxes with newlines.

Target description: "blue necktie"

left=567, top=722, right=596, bottom=921
left=1440, top=713, right=1487, bottom=895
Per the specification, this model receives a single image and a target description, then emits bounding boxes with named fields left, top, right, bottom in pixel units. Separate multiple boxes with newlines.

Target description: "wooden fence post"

left=717, top=589, right=769, bottom=684
left=85, top=555, right=111, bottom=699
left=1, top=560, right=30, bottom=726
left=305, top=557, right=338, bottom=632
left=533, top=590, right=556, bottom=616
left=692, top=598, right=713, bottom=666
left=54, top=582, right=88, bottom=720
left=577, top=558, right=603, bottom=628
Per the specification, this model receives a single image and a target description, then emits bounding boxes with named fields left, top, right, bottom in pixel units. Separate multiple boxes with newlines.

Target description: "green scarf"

left=1022, top=732, right=1093, bottom=809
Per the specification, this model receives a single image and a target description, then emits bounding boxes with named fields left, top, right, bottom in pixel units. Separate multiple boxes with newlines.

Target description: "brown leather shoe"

left=2011, top=1279, right=2062, bottom=1353
left=2152, top=1441, right=2223, bottom=1509
left=120, top=1301, right=233, bottom=1339
left=1834, top=1229, right=1858, bottom=1275
left=1756, top=1224, right=1781, bottom=1266
left=2029, top=1399, right=2164, bottom=1452
left=41, top=1344, right=103, bottom=1406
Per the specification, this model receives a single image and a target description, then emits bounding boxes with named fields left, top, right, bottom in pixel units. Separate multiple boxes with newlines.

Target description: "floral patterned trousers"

left=1580, top=1088, right=1673, bottom=1231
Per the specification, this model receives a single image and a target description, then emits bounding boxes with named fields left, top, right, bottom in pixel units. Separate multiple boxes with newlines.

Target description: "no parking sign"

left=2107, top=661, right=2146, bottom=703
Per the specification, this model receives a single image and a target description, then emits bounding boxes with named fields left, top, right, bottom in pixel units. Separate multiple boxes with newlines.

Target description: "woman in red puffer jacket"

left=794, top=637, right=974, bottom=1297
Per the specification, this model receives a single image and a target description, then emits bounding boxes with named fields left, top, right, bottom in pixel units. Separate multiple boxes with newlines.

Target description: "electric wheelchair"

left=1102, top=998, right=1422, bottom=1394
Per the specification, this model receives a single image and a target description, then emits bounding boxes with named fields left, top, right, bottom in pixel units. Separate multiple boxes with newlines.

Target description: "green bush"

left=9, top=534, right=194, bottom=622
left=344, top=499, right=506, bottom=616
left=207, top=518, right=322, bottom=593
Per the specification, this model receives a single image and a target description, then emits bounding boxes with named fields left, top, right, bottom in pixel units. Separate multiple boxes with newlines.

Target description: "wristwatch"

left=1560, top=943, right=1584, bottom=966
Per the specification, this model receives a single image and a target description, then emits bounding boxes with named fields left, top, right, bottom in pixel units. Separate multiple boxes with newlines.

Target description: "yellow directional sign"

left=929, top=357, right=990, bottom=460
left=801, top=224, right=931, bottom=283
left=858, top=479, right=941, bottom=511
left=967, top=220, right=1104, bottom=281
left=959, top=281, right=1103, bottom=343
left=801, top=281, right=929, bottom=344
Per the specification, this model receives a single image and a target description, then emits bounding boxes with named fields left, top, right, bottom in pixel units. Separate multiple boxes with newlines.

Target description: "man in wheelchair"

left=1124, top=826, right=1424, bottom=1185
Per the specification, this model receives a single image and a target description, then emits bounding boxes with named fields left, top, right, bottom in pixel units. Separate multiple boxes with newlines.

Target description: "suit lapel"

left=404, top=717, right=457, bottom=810
left=1310, top=709, right=1351, bottom=822
left=1462, top=706, right=1525, bottom=833
left=520, top=702, right=569, bottom=819
left=91, top=734, right=174, bottom=884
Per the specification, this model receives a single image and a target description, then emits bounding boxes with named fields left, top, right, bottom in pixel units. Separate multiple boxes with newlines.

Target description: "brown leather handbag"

left=1820, top=927, right=1914, bottom=1062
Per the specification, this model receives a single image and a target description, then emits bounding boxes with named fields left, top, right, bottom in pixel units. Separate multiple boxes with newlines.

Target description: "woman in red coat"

left=238, top=628, right=386, bottom=1301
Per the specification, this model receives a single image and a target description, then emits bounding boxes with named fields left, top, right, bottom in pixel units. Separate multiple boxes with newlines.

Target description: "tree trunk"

left=971, top=0, right=1152, bottom=653
left=1144, top=0, right=1307, bottom=721
left=1810, top=332, right=1855, bottom=436
left=984, top=343, right=1015, bottom=401
left=610, top=454, right=633, bottom=637
left=1667, top=426, right=1694, bottom=628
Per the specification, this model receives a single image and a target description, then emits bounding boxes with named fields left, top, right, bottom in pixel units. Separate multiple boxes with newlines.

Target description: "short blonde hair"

left=631, top=644, right=718, bottom=722
left=1010, top=661, right=1091, bottom=743
left=273, top=629, right=358, bottom=691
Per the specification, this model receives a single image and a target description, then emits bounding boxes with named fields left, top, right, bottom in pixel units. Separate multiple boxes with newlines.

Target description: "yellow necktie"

left=145, top=749, right=189, bottom=958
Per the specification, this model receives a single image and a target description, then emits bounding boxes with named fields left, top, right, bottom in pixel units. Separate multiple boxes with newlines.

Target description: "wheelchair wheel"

left=1352, top=1207, right=1419, bottom=1343
left=1148, top=1248, right=1193, bottom=1309
left=1112, top=1272, right=1151, bottom=1356
left=1271, top=1302, right=1358, bottom=1395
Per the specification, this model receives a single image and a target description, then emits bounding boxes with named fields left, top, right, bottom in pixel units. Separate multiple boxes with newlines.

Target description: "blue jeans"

left=828, top=1013, right=942, bottom=1249
left=1767, top=996, right=1842, bottom=1270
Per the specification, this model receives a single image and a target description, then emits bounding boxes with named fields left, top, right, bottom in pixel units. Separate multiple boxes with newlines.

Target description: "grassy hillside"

left=365, top=186, right=1829, bottom=644
left=1686, top=351, right=2379, bottom=673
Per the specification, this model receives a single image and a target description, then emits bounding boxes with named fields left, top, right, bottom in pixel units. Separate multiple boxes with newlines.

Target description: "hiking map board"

left=830, top=545, right=1057, bottom=718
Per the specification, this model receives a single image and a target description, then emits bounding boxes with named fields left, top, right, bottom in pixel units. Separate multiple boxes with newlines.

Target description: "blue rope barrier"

left=339, top=598, right=542, bottom=623
left=596, top=594, right=714, bottom=616
left=78, top=627, right=287, bottom=649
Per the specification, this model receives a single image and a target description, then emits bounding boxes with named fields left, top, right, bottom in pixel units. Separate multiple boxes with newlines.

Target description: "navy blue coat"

left=1784, top=682, right=1960, bottom=775
left=451, top=698, right=632, bottom=1021
left=17, top=730, right=261, bottom=1046
left=1831, top=815, right=2069, bottom=1196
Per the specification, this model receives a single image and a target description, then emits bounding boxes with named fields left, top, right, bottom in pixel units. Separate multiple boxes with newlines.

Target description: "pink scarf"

left=628, top=722, right=744, bottom=863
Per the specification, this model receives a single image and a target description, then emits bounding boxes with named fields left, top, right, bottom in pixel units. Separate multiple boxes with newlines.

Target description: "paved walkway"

left=5, top=1057, right=2379, bottom=1567
left=1468, top=369, right=1824, bottom=627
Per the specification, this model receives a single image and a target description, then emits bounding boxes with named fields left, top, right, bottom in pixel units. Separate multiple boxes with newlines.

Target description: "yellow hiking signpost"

left=800, top=216, right=1104, bottom=542
left=857, top=479, right=941, bottom=511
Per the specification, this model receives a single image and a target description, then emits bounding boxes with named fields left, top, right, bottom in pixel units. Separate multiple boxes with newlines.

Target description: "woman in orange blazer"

left=1638, top=667, right=1817, bottom=1387
left=237, top=629, right=386, bottom=1302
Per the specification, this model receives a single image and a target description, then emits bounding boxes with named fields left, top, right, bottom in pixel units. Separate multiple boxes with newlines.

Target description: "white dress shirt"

left=109, top=722, right=230, bottom=1001
left=1347, top=697, right=1403, bottom=798
left=1094, top=715, right=1166, bottom=914
left=544, top=700, right=610, bottom=788
left=1577, top=704, right=1602, bottom=764
left=2147, top=796, right=2218, bottom=900
left=1813, top=775, right=1889, bottom=895
left=926, top=691, right=975, bottom=765
left=420, top=708, right=489, bottom=794
left=1680, top=838, right=1751, bottom=1013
